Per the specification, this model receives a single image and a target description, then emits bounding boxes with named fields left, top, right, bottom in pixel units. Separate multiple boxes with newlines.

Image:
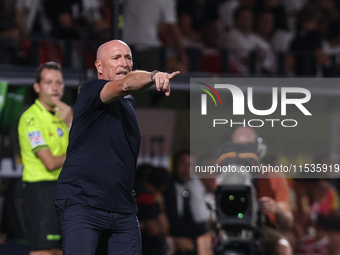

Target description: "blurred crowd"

left=2, top=126, right=340, bottom=255
left=132, top=129, right=340, bottom=255
left=1, top=1, right=340, bottom=254
left=1, top=0, right=340, bottom=75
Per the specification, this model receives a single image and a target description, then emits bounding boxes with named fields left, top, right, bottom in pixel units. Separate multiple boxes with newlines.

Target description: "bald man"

left=54, top=40, right=180, bottom=255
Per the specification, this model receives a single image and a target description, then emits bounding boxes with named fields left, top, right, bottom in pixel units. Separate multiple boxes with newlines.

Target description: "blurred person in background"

left=43, top=0, right=110, bottom=40
left=253, top=11, right=276, bottom=73
left=16, top=0, right=109, bottom=40
left=0, top=0, right=19, bottom=39
left=254, top=0, right=288, bottom=31
left=80, top=0, right=110, bottom=40
left=322, top=22, right=340, bottom=76
left=308, top=0, right=340, bottom=42
left=43, top=0, right=85, bottom=40
left=123, top=0, right=188, bottom=72
left=0, top=0, right=21, bottom=64
left=218, top=0, right=258, bottom=32
left=280, top=0, right=308, bottom=16
left=98, top=0, right=112, bottom=31
left=163, top=150, right=207, bottom=255
left=18, top=61, right=73, bottom=255
left=288, top=178, right=332, bottom=255
left=311, top=154, right=340, bottom=255
left=187, top=155, right=216, bottom=230
left=253, top=0, right=293, bottom=53
left=322, top=22, right=340, bottom=53
left=15, top=0, right=51, bottom=38
left=313, top=0, right=340, bottom=24
left=134, top=164, right=171, bottom=255
left=177, top=0, right=222, bottom=48
left=224, top=6, right=272, bottom=74
left=286, top=5, right=329, bottom=76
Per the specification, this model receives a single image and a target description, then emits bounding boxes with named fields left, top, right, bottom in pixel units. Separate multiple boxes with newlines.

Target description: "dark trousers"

left=55, top=197, right=141, bottom=255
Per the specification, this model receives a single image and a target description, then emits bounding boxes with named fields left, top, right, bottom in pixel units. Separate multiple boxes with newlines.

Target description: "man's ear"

left=33, top=82, right=40, bottom=94
left=95, top=60, right=102, bottom=75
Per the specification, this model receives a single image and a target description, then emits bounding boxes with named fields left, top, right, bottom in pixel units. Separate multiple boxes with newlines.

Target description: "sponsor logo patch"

left=28, top=130, right=46, bottom=148
left=26, top=117, right=34, bottom=126
left=57, top=128, right=63, bottom=137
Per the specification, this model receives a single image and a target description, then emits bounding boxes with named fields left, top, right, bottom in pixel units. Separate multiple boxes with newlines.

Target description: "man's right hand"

left=152, top=71, right=180, bottom=96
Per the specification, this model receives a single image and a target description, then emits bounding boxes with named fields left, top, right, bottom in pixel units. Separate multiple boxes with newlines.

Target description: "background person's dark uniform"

left=290, top=30, right=322, bottom=76
left=55, top=79, right=141, bottom=255
left=163, top=179, right=206, bottom=255
left=135, top=182, right=166, bottom=255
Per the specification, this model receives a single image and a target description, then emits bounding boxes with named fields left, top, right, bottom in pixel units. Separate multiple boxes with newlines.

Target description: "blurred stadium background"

left=1, top=0, right=340, bottom=254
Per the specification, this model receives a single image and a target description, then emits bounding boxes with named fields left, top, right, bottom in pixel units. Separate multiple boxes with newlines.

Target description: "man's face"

left=34, top=68, right=64, bottom=110
left=257, top=13, right=274, bottom=35
left=235, top=10, right=253, bottom=33
left=97, top=42, right=133, bottom=81
left=174, top=154, right=193, bottom=184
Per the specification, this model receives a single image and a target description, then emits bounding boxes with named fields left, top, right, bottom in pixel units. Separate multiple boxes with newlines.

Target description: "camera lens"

left=220, top=190, right=249, bottom=216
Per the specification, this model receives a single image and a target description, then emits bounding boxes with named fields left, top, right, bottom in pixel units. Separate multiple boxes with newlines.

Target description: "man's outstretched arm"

left=100, top=70, right=180, bottom=104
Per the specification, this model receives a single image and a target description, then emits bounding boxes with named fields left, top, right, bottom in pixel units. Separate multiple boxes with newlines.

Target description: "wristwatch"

left=151, top=70, right=160, bottom=82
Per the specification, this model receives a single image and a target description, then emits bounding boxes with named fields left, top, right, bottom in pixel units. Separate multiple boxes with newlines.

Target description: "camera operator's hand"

left=259, top=196, right=294, bottom=229
left=259, top=196, right=278, bottom=214
left=197, top=232, right=214, bottom=255
left=173, top=237, right=195, bottom=252
left=153, top=192, right=165, bottom=210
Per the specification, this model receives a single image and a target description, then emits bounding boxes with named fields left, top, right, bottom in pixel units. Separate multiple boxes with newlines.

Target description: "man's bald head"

left=96, top=40, right=131, bottom=61
left=231, top=126, right=257, bottom=144
left=95, top=40, right=133, bottom=80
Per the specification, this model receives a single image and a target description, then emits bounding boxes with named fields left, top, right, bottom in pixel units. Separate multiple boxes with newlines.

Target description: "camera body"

left=211, top=141, right=264, bottom=255
left=215, top=184, right=257, bottom=231
left=213, top=181, right=262, bottom=255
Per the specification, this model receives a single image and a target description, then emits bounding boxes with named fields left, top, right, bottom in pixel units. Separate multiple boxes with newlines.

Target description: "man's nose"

left=119, top=57, right=128, bottom=67
left=52, top=82, right=60, bottom=91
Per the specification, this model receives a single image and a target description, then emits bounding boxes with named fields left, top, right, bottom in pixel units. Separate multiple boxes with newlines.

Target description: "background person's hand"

left=52, top=99, right=73, bottom=128
left=259, top=196, right=278, bottom=214
left=174, top=237, right=195, bottom=252
left=153, top=71, right=180, bottom=96
left=153, top=192, right=165, bottom=207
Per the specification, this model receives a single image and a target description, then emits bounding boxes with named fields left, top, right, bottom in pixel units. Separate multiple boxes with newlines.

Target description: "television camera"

left=208, top=140, right=266, bottom=255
